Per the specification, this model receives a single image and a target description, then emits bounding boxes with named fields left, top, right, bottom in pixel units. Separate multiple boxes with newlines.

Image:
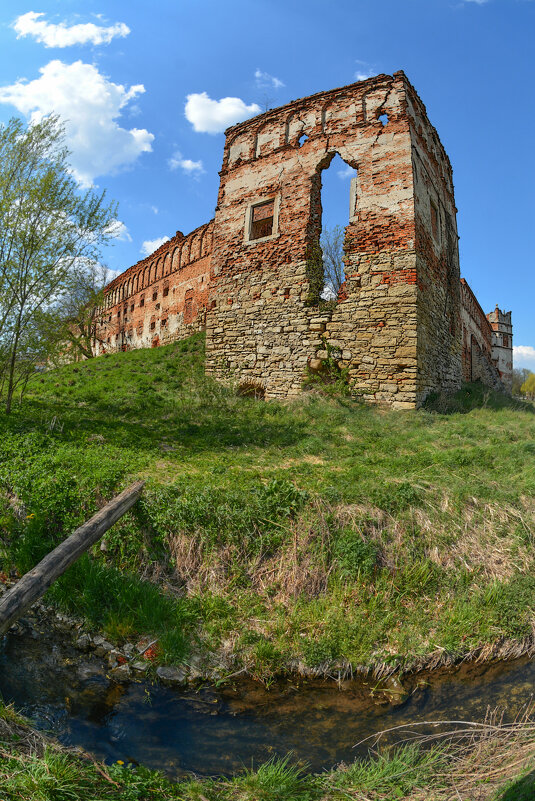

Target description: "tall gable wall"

left=205, top=71, right=461, bottom=406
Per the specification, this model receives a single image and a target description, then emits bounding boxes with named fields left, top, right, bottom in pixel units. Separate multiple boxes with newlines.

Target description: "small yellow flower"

left=117, top=760, right=124, bottom=765
left=26, top=514, right=35, bottom=519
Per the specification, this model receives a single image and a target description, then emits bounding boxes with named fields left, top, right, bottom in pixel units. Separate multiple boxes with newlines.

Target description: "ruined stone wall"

left=460, top=278, right=504, bottom=390
left=95, top=221, right=213, bottom=354
left=405, top=85, right=462, bottom=402
left=205, top=71, right=461, bottom=407
left=92, top=72, right=511, bottom=406
left=487, top=306, right=513, bottom=392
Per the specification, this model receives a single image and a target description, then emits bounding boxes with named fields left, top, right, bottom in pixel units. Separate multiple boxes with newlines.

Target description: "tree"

left=320, top=225, right=346, bottom=299
left=521, top=373, right=535, bottom=400
left=56, top=260, right=112, bottom=362
left=512, top=367, right=531, bottom=396
left=0, top=116, right=117, bottom=413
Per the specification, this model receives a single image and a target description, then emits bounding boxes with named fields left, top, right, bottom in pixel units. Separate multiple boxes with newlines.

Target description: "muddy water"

left=1, top=626, right=534, bottom=778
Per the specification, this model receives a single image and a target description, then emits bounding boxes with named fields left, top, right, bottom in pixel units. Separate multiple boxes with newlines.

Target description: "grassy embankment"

left=1, top=698, right=535, bottom=801
left=1, top=332, right=535, bottom=676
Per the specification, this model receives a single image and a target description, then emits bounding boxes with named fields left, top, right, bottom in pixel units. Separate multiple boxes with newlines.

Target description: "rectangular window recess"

left=250, top=199, right=275, bottom=240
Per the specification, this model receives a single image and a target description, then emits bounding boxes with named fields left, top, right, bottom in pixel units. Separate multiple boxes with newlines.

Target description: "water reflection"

left=1, top=628, right=534, bottom=778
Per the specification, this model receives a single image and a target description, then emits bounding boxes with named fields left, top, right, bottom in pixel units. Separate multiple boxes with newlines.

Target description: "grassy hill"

left=1, top=332, right=535, bottom=677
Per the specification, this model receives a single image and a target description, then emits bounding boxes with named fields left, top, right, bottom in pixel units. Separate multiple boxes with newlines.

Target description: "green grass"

left=1, top=333, right=535, bottom=674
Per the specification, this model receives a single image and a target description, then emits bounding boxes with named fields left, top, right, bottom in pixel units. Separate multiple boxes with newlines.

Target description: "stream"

left=1, top=624, right=534, bottom=779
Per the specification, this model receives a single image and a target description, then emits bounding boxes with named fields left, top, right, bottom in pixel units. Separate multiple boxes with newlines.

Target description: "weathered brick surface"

left=95, top=72, right=512, bottom=405
left=206, top=71, right=457, bottom=406
left=486, top=305, right=513, bottom=392
left=95, top=222, right=213, bottom=353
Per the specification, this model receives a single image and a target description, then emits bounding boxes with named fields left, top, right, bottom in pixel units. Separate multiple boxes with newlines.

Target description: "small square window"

left=250, top=200, right=274, bottom=240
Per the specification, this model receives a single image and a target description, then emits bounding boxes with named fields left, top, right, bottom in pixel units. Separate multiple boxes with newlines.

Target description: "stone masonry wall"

left=94, top=72, right=512, bottom=405
left=460, top=278, right=504, bottom=391
left=95, top=221, right=213, bottom=354
left=205, top=71, right=459, bottom=407
left=487, top=306, right=513, bottom=392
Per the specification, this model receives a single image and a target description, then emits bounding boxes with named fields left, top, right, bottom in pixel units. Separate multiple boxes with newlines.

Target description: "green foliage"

left=235, top=755, right=311, bottom=801
left=0, top=115, right=117, bottom=413
left=424, top=382, right=534, bottom=414
left=304, top=335, right=351, bottom=396
left=332, top=528, right=379, bottom=579
left=521, top=373, right=535, bottom=399
left=1, top=335, right=535, bottom=677
left=304, top=239, right=325, bottom=305
left=146, top=477, right=307, bottom=557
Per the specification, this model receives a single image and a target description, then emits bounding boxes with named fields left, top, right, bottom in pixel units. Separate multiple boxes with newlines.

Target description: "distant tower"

left=487, top=305, right=513, bottom=393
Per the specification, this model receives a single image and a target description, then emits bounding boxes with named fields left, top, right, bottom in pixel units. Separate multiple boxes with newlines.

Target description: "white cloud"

left=354, top=60, right=376, bottom=82
left=338, top=165, right=357, bottom=179
left=254, top=69, right=285, bottom=90
left=168, top=150, right=204, bottom=174
left=151, top=206, right=159, bottom=215
left=185, top=92, right=261, bottom=134
left=513, top=345, right=535, bottom=366
left=105, top=220, right=132, bottom=242
left=0, top=60, right=154, bottom=186
left=12, top=11, right=130, bottom=48
left=141, top=236, right=170, bottom=256
left=355, top=69, right=375, bottom=81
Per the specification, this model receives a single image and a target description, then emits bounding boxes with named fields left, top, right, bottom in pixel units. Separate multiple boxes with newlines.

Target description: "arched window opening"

left=313, top=152, right=357, bottom=301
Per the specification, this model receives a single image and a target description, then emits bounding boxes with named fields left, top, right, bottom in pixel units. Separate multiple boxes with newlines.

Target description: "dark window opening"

left=378, top=113, right=389, bottom=127
left=298, top=133, right=309, bottom=147
left=237, top=381, right=265, bottom=400
left=140, top=296, right=145, bottom=307
left=184, top=298, right=193, bottom=322
left=130, top=304, right=134, bottom=312
left=250, top=199, right=275, bottom=240
left=152, top=291, right=157, bottom=301
left=161, top=318, right=167, bottom=327
left=150, top=321, right=156, bottom=331
left=503, top=334, right=509, bottom=348
left=163, top=286, right=169, bottom=297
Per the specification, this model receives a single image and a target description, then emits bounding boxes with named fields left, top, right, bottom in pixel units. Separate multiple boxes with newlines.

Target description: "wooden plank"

left=0, top=480, right=145, bottom=637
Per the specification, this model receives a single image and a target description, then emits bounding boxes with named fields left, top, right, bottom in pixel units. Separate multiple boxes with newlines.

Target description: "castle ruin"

left=95, top=71, right=512, bottom=405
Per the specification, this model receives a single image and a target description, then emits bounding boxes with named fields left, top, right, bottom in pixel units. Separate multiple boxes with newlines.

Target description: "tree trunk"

left=0, top=480, right=145, bottom=636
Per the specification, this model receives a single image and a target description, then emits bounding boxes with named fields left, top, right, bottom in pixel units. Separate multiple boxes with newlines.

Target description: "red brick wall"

left=95, top=221, right=213, bottom=353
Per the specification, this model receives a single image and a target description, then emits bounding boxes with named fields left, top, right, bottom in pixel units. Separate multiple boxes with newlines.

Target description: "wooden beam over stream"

left=0, top=480, right=145, bottom=637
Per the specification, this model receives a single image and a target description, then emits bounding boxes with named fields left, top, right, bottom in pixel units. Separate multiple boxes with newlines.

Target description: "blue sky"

left=0, top=0, right=533, bottom=368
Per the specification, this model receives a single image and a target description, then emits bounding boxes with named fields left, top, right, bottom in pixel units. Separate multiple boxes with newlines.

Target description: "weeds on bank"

left=2, top=698, right=535, bottom=800
left=0, top=333, right=534, bottom=673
